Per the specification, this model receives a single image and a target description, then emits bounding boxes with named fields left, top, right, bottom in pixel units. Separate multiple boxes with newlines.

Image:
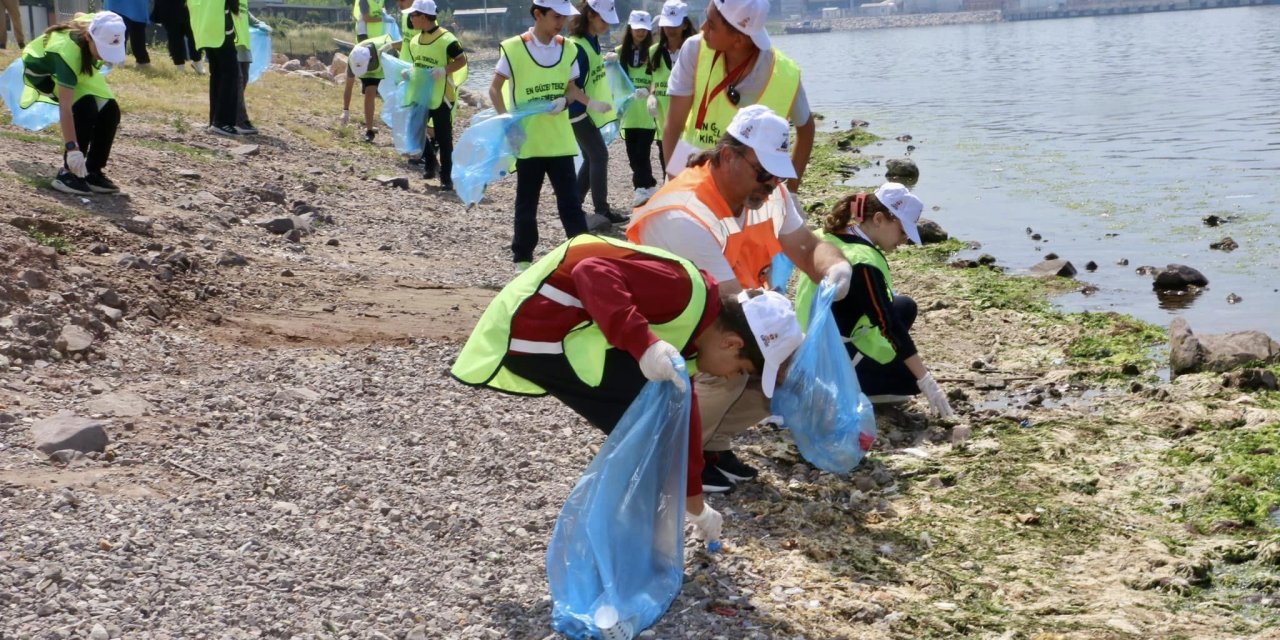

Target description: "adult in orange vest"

left=661, top=0, right=814, bottom=192
left=627, top=105, right=852, bottom=493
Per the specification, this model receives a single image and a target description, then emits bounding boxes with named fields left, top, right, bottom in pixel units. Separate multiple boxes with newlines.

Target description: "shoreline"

left=2, top=52, right=1278, bottom=637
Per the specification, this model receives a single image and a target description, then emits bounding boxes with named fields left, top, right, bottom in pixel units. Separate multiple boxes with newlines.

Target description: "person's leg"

left=503, top=350, right=649, bottom=434
left=126, top=18, right=151, bottom=65
left=235, top=60, right=250, bottom=127
left=163, top=21, right=185, bottom=64
left=570, top=118, right=610, bottom=214
left=69, top=96, right=97, bottom=170
left=626, top=128, right=656, bottom=189
left=1, top=0, right=24, bottom=47
left=854, top=295, right=920, bottom=397
left=696, top=373, right=771, bottom=452
left=420, top=105, right=439, bottom=177
left=432, top=104, right=454, bottom=186
left=511, top=157, right=547, bottom=264
left=544, top=155, right=588, bottom=239
left=207, top=36, right=239, bottom=128
left=362, top=83, right=377, bottom=131
left=654, top=137, right=666, bottom=181
left=81, top=98, right=120, bottom=176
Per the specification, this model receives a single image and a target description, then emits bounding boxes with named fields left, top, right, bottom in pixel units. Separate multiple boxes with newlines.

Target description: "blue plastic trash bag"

left=603, top=60, right=634, bottom=119
left=547, top=361, right=692, bottom=640
left=451, top=102, right=547, bottom=206
left=771, top=282, right=877, bottom=474
left=769, top=252, right=795, bottom=293
left=382, top=11, right=402, bottom=42
left=1, top=59, right=110, bottom=131
left=376, top=54, right=433, bottom=156
left=247, top=26, right=272, bottom=83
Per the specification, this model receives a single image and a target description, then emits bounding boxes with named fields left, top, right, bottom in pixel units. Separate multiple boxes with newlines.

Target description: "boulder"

left=1169, top=317, right=1280, bottom=376
left=885, top=158, right=919, bottom=185
left=249, top=186, right=288, bottom=205
left=217, top=251, right=249, bottom=267
left=1222, top=369, right=1279, bottom=391
left=31, top=413, right=108, bottom=455
left=1168, top=318, right=1202, bottom=376
left=329, top=53, right=348, bottom=77
left=271, top=52, right=288, bottom=65
left=1030, top=259, right=1077, bottom=279
left=1209, top=237, right=1238, bottom=252
left=54, top=325, right=93, bottom=353
left=282, top=59, right=302, bottom=71
left=229, top=144, right=261, bottom=157
left=83, top=391, right=153, bottom=417
left=305, top=56, right=326, bottom=72
left=916, top=218, right=948, bottom=244
left=1153, top=264, right=1208, bottom=291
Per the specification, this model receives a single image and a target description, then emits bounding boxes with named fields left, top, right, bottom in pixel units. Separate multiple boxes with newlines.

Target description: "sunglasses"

left=737, top=150, right=775, bottom=184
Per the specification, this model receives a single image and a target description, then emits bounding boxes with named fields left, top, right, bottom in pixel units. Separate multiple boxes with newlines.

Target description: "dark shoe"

left=439, top=181, right=453, bottom=192
left=235, top=121, right=259, bottom=135
left=600, top=209, right=630, bottom=224
left=701, top=463, right=734, bottom=494
left=52, top=170, right=92, bottom=196
left=209, top=123, right=239, bottom=137
left=408, top=156, right=426, bottom=167
left=85, top=173, right=120, bottom=194
left=363, top=129, right=376, bottom=143
left=713, top=450, right=758, bottom=482
left=422, top=167, right=437, bottom=180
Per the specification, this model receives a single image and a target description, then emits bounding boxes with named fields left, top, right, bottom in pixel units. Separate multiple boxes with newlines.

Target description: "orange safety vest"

left=626, top=163, right=789, bottom=289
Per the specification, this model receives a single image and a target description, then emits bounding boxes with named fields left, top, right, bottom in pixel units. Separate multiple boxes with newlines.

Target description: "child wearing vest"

left=567, top=0, right=626, bottom=228
left=231, top=0, right=266, bottom=135
left=617, top=11, right=658, bottom=208
left=189, top=0, right=244, bottom=136
left=648, top=0, right=694, bottom=179
left=342, top=35, right=392, bottom=143
left=402, top=0, right=467, bottom=190
left=352, top=0, right=385, bottom=40
left=794, top=183, right=954, bottom=418
left=488, top=0, right=596, bottom=272
left=452, top=234, right=805, bottom=547
left=21, top=12, right=127, bottom=196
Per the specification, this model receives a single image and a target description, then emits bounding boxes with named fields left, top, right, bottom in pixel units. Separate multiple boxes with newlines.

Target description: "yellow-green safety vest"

left=21, top=28, right=113, bottom=105
left=648, top=43, right=674, bottom=141
left=499, top=33, right=579, bottom=159
left=353, top=0, right=386, bottom=38
left=233, top=0, right=250, bottom=49
left=567, top=34, right=616, bottom=129
left=353, top=34, right=392, bottom=80
left=681, top=39, right=801, bottom=150
left=451, top=235, right=706, bottom=395
left=403, top=28, right=462, bottom=109
left=400, top=13, right=419, bottom=42
left=615, top=44, right=654, bottom=131
left=188, top=0, right=231, bottom=50
left=794, top=234, right=897, bottom=365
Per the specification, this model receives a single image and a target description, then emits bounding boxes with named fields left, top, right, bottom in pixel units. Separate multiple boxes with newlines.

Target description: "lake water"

left=776, top=6, right=1280, bottom=334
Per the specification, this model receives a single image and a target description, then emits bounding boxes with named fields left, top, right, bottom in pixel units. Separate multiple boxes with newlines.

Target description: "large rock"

left=83, top=391, right=153, bottom=417
left=54, top=325, right=94, bottom=353
left=1030, top=259, right=1077, bottom=279
left=282, top=59, right=302, bottom=72
left=885, top=158, right=919, bottom=185
left=1169, top=317, right=1280, bottom=376
left=917, top=218, right=948, bottom=244
left=1153, top=264, right=1208, bottom=291
left=329, top=53, right=348, bottom=77
left=31, top=413, right=108, bottom=455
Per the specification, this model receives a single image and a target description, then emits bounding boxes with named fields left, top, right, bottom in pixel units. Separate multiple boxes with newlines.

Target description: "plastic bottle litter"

left=593, top=605, right=634, bottom=640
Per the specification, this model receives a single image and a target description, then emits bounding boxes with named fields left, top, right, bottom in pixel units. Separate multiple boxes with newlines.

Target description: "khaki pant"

left=1, top=0, right=25, bottom=47
left=696, top=372, right=771, bottom=452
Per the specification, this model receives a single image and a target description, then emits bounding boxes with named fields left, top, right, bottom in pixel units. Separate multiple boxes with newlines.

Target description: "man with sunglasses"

left=627, top=105, right=852, bottom=493
left=661, top=0, right=814, bottom=192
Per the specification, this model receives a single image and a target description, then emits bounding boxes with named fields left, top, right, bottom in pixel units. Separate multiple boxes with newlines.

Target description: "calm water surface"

left=776, top=7, right=1280, bottom=333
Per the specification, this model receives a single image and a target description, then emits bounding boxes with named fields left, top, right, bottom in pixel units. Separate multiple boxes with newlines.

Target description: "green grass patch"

left=1061, top=311, right=1166, bottom=370
left=800, top=129, right=879, bottom=214
left=27, top=230, right=72, bottom=254
left=1167, top=422, right=1280, bottom=531
left=0, top=129, right=58, bottom=145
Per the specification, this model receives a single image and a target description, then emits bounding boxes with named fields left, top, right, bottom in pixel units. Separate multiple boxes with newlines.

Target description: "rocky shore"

left=782, top=10, right=1001, bottom=33
left=2, top=52, right=1278, bottom=639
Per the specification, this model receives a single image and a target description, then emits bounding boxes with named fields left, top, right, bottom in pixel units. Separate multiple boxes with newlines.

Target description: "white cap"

left=726, top=104, right=796, bottom=180
left=714, top=0, right=771, bottom=50
left=348, top=43, right=375, bottom=77
left=533, top=0, right=579, bottom=16
left=627, top=10, right=653, bottom=31
left=874, top=182, right=925, bottom=245
left=587, top=0, right=619, bottom=24
left=657, top=0, right=688, bottom=27
left=408, top=0, right=437, bottom=14
left=739, top=290, right=803, bottom=398
left=88, top=11, right=127, bottom=66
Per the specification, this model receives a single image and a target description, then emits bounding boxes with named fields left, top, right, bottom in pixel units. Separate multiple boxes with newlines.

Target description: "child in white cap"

left=794, top=183, right=955, bottom=418
left=616, top=10, right=659, bottom=207
left=647, top=0, right=694, bottom=177
left=341, top=34, right=395, bottom=143
left=20, top=11, right=128, bottom=196
left=568, top=0, right=626, bottom=228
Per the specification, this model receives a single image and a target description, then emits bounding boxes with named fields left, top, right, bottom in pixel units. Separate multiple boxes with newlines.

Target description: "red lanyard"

left=693, top=50, right=757, bottom=130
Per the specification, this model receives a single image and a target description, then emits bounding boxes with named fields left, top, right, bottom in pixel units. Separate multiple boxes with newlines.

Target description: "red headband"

left=850, top=192, right=868, bottom=223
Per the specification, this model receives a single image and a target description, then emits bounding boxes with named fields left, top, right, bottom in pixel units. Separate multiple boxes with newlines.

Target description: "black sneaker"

left=363, top=129, right=376, bottom=144
left=713, top=450, right=759, bottom=482
left=600, top=209, right=630, bottom=224
left=408, top=156, right=426, bottom=167
left=52, top=170, right=92, bottom=196
left=85, top=173, right=120, bottom=194
left=209, top=123, right=239, bottom=137
left=701, top=463, right=734, bottom=494
left=439, top=181, right=454, bottom=192
left=235, top=121, right=259, bottom=135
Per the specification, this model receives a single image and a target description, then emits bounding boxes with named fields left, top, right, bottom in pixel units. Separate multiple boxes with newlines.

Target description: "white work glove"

left=587, top=99, right=611, bottom=114
left=638, top=340, right=685, bottom=392
left=646, top=94, right=658, bottom=117
left=687, top=504, right=722, bottom=543
left=916, top=371, right=955, bottom=419
left=430, top=67, right=446, bottom=80
left=504, top=125, right=527, bottom=151
left=603, top=51, right=618, bottom=63
left=65, top=150, right=88, bottom=178
left=822, top=261, right=853, bottom=300
left=340, top=109, right=350, bottom=125
left=633, top=87, right=649, bottom=100
left=546, top=96, right=567, bottom=115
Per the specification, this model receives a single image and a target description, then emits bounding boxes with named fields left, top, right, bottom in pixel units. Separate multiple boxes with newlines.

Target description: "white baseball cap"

left=874, top=182, right=925, bottom=245
left=714, top=0, right=771, bottom=50
left=726, top=104, right=796, bottom=180
left=587, top=0, right=619, bottom=24
left=533, top=0, right=579, bottom=16
left=657, top=0, right=689, bottom=27
left=628, top=10, right=653, bottom=31
left=348, top=43, right=376, bottom=77
left=739, top=289, right=803, bottom=398
left=88, top=11, right=127, bottom=66
left=408, top=0, right=437, bottom=15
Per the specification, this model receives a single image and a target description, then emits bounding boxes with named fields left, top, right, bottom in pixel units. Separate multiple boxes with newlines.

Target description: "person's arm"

left=447, top=52, right=467, bottom=73
left=780, top=224, right=845, bottom=286
left=662, top=94, right=691, bottom=166
left=686, top=390, right=705, bottom=501
left=788, top=114, right=815, bottom=193
left=570, top=256, right=694, bottom=359
left=358, top=0, right=371, bottom=22
left=661, top=38, right=698, bottom=167
left=568, top=46, right=590, bottom=106
left=489, top=56, right=509, bottom=114
left=565, top=81, right=590, bottom=107
left=637, top=213, right=741, bottom=294
left=56, top=85, right=77, bottom=150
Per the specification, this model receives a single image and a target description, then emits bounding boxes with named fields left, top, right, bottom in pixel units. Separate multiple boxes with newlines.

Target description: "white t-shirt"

left=666, top=34, right=810, bottom=124
left=636, top=187, right=807, bottom=285
left=494, top=28, right=582, bottom=81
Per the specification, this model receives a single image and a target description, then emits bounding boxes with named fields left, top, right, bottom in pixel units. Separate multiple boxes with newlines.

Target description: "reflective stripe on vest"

left=353, top=0, right=385, bottom=37
left=405, top=29, right=458, bottom=108
left=793, top=233, right=897, bottom=365
left=626, top=163, right=788, bottom=290
left=499, top=34, right=579, bottom=159
left=450, top=234, right=707, bottom=396
left=567, top=35, right=617, bottom=129
left=25, top=29, right=114, bottom=103
left=681, top=39, right=801, bottom=150
left=616, top=45, right=655, bottom=131
left=648, top=43, right=673, bottom=141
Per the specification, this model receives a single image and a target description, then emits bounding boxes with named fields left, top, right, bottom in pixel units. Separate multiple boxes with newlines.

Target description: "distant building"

left=859, top=0, right=897, bottom=13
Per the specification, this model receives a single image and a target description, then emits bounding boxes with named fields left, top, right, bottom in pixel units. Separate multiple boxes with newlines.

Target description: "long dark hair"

left=43, top=21, right=94, bottom=75
left=568, top=1, right=598, bottom=37
left=715, top=291, right=765, bottom=372
left=824, top=191, right=893, bottom=235
left=619, top=26, right=652, bottom=69
left=648, top=18, right=695, bottom=74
